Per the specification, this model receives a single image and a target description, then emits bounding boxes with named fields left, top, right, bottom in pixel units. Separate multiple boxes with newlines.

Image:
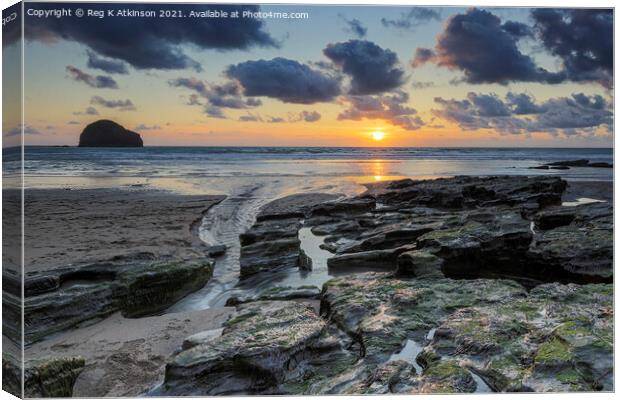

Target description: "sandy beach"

left=25, top=308, right=233, bottom=397
left=22, top=188, right=225, bottom=274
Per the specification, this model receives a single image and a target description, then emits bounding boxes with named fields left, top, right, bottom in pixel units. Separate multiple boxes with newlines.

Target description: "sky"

left=3, top=3, right=614, bottom=147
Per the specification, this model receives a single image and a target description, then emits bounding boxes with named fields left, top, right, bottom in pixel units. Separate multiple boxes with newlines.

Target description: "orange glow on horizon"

left=371, top=131, right=386, bottom=141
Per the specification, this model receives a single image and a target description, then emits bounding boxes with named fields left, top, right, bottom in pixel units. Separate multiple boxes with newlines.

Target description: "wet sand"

left=20, top=188, right=224, bottom=274
left=25, top=308, right=234, bottom=397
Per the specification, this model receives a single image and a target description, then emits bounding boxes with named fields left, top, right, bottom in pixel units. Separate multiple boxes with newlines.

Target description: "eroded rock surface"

left=24, top=357, right=86, bottom=398
left=160, top=301, right=328, bottom=395
left=177, top=176, right=611, bottom=395
left=239, top=193, right=338, bottom=277
left=225, top=285, right=321, bottom=306
left=304, top=176, right=611, bottom=286
left=25, top=260, right=213, bottom=344
left=161, top=271, right=611, bottom=394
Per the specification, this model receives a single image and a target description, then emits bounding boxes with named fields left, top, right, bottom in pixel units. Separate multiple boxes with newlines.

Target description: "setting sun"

left=371, top=131, right=385, bottom=141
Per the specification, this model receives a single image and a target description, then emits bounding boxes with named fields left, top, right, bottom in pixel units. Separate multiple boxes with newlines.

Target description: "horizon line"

left=7, top=145, right=615, bottom=150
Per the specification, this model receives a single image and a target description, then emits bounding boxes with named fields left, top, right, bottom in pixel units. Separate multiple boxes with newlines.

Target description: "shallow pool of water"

left=562, top=197, right=605, bottom=207
left=387, top=339, right=425, bottom=374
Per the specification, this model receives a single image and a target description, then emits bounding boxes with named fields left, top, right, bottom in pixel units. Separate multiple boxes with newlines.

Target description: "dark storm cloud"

left=226, top=58, right=341, bottom=104
left=66, top=66, right=119, bottom=89
left=339, top=15, right=367, bottom=38
left=501, top=21, right=532, bottom=38
left=90, top=96, right=136, bottom=111
left=381, top=7, right=441, bottom=30
left=433, top=92, right=612, bottom=136
left=410, top=10, right=547, bottom=83
left=338, top=91, right=424, bottom=131
left=532, top=9, right=613, bottom=87
left=87, top=51, right=129, bottom=74
left=411, top=8, right=562, bottom=85
left=323, top=40, right=404, bottom=95
left=22, top=4, right=277, bottom=71
left=413, top=8, right=611, bottom=87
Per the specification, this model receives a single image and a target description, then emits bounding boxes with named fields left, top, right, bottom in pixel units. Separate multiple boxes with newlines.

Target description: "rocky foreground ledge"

left=8, top=176, right=612, bottom=396
left=3, top=189, right=226, bottom=396
left=158, top=175, right=612, bottom=395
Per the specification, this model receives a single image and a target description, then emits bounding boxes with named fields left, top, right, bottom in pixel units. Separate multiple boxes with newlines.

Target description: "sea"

left=4, top=146, right=614, bottom=190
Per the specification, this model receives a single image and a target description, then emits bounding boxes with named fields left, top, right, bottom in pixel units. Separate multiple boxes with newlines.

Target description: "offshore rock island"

left=78, top=120, right=143, bottom=147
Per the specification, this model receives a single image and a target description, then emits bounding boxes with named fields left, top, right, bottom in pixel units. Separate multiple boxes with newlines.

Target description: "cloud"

left=233, top=110, right=322, bottom=124
left=411, top=48, right=436, bottom=68
left=300, top=110, right=321, bottom=122
left=239, top=112, right=262, bottom=122
left=466, top=93, right=511, bottom=117
left=338, top=91, right=424, bottom=131
left=186, top=94, right=202, bottom=106
left=6, top=125, right=42, bottom=136
left=289, top=110, right=322, bottom=122
left=323, top=40, right=405, bottom=95
left=73, top=106, right=99, bottom=116
left=432, top=92, right=613, bottom=136
left=204, top=106, right=226, bottom=119
left=532, top=9, right=612, bottom=87
left=411, top=8, right=563, bottom=85
left=23, top=4, right=277, bottom=71
left=505, top=93, right=546, bottom=115
left=413, top=8, right=612, bottom=87
left=381, top=7, right=441, bottom=30
left=90, top=96, right=136, bottom=111
left=87, top=51, right=129, bottom=74
left=339, top=15, right=367, bottom=38
left=169, top=77, right=262, bottom=119
left=226, top=57, right=341, bottom=104
left=501, top=21, right=532, bottom=38
left=66, top=66, right=118, bottom=89
left=411, top=81, right=435, bottom=89
left=134, top=124, right=161, bottom=131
